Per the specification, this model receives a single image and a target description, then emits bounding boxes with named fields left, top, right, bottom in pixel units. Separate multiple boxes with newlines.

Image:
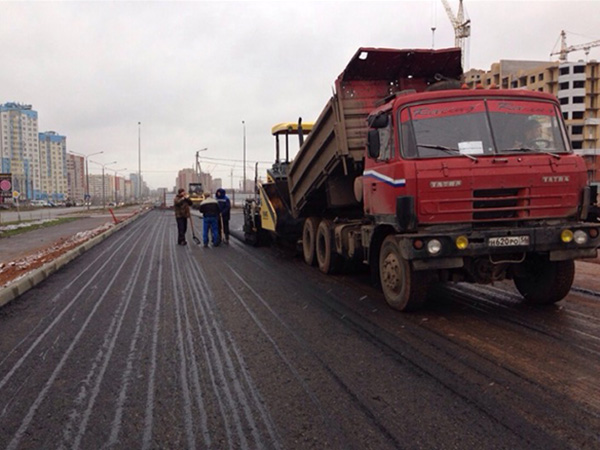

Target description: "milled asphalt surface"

left=2, top=209, right=599, bottom=449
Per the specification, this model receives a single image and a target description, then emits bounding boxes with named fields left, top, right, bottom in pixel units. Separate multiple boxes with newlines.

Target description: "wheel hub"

left=382, top=254, right=400, bottom=292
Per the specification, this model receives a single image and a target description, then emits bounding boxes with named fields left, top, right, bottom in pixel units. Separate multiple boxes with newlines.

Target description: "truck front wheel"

left=513, top=257, right=574, bottom=305
left=379, top=235, right=428, bottom=311
left=302, top=217, right=320, bottom=266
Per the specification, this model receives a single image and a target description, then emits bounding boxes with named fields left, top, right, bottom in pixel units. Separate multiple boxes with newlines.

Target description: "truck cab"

left=365, top=88, right=599, bottom=310
left=365, top=89, right=582, bottom=224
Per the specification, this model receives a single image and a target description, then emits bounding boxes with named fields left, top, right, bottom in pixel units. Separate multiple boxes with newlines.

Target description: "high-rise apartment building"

left=66, top=152, right=85, bottom=203
left=555, top=61, right=600, bottom=154
left=129, top=173, right=148, bottom=200
left=112, top=174, right=127, bottom=204
left=124, top=179, right=133, bottom=203
left=88, top=174, right=103, bottom=205
left=39, top=131, right=68, bottom=202
left=103, top=173, right=127, bottom=204
left=176, top=168, right=199, bottom=191
left=105, top=174, right=115, bottom=203
left=0, top=103, right=40, bottom=199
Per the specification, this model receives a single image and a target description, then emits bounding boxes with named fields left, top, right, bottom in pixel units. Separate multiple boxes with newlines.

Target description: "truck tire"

left=379, top=235, right=428, bottom=311
left=316, top=219, right=342, bottom=274
left=302, top=217, right=319, bottom=266
left=514, top=257, right=574, bottom=305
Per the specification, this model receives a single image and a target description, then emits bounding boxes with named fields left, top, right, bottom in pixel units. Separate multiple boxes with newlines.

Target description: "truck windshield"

left=400, top=98, right=569, bottom=159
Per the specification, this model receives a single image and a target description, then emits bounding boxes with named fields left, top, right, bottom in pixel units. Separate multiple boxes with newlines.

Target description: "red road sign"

left=0, top=174, right=12, bottom=198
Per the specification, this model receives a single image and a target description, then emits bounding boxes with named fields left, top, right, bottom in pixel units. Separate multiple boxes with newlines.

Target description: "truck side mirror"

left=367, top=129, right=380, bottom=159
left=368, top=113, right=389, bottom=129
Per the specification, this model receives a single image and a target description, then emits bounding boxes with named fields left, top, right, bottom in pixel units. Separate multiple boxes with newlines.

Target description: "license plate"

left=488, top=235, right=530, bottom=247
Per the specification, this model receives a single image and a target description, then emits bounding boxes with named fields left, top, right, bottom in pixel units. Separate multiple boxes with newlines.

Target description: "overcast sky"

left=2, top=0, right=599, bottom=190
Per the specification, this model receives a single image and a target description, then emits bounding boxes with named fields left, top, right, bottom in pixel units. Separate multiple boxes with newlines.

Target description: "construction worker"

left=174, top=188, right=192, bottom=245
left=216, top=188, right=231, bottom=243
left=199, top=192, right=220, bottom=247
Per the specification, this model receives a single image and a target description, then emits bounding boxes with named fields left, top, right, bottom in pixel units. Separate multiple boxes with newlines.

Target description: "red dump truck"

left=245, top=47, right=600, bottom=311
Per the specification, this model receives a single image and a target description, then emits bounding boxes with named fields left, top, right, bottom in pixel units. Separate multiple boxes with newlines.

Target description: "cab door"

left=363, top=114, right=409, bottom=217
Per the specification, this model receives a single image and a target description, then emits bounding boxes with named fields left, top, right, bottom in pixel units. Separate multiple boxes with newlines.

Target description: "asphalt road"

left=0, top=209, right=598, bottom=449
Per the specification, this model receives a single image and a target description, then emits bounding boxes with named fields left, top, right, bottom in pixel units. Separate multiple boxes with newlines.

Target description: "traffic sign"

left=12, top=191, right=20, bottom=199
left=0, top=173, right=11, bottom=198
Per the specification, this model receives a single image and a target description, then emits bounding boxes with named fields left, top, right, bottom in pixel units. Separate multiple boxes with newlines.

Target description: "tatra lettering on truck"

left=542, top=176, right=570, bottom=183
left=244, top=47, right=600, bottom=312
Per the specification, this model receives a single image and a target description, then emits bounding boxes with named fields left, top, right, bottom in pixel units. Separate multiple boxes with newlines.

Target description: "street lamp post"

left=242, top=120, right=246, bottom=193
left=138, top=122, right=141, bottom=202
left=71, top=150, right=104, bottom=210
left=90, top=160, right=117, bottom=209
left=196, top=148, right=207, bottom=189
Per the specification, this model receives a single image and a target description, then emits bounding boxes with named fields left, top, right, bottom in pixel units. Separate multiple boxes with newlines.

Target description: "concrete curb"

left=0, top=210, right=147, bottom=308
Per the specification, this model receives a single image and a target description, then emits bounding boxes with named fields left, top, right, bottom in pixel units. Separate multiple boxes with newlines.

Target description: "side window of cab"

left=367, top=113, right=392, bottom=161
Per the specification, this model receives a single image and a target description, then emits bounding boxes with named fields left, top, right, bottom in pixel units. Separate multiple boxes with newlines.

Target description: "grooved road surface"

left=0, top=210, right=599, bottom=449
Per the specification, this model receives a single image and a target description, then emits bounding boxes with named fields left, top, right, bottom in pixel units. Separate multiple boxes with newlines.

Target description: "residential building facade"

left=39, top=131, right=68, bottom=202
left=88, top=174, right=104, bottom=205
left=176, top=168, right=199, bottom=191
left=66, top=153, right=85, bottom=203
left=124, top=179, right=133, bottom=203
left=0, top=103, right=40, bottom=198
left=129, top=173, right=149, bottom=200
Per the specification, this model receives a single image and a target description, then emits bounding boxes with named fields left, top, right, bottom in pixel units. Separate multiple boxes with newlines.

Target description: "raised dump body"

left=287, top=47, right=462, bottom=218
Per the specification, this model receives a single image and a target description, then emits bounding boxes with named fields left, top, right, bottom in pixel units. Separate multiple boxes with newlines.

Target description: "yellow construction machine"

left=243, top=120, right=313, bottom=245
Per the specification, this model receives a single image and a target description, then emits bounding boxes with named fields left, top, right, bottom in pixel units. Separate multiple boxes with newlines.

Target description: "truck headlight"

left=427, top=239, right=442, bottom=255
left=574, top=230, right=588, bottom=245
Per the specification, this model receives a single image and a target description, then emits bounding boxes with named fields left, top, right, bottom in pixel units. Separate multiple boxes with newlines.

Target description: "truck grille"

left=473, top=188, right=523, bottom=221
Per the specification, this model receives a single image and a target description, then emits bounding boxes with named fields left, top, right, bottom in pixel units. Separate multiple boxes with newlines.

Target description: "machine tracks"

left=226, top=236, right=600, bottom=449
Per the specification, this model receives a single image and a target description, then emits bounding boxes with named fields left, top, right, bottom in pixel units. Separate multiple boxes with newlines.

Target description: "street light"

left=108, top=167, right=127, bottom=205
left=138, top=122, right=141, bottom=202
left=90, top=160, right=117, bottom=209
left=242, top=120, right=246, bottom=193
left=71, top=150, right=104, bottom=210
left=196, top=148, right=207, bottom=190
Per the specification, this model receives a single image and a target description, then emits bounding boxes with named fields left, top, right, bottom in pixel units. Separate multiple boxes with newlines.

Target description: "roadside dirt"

left=0, top=222, right=113, bottom=287
left=0, top=208, right=143, bottom=288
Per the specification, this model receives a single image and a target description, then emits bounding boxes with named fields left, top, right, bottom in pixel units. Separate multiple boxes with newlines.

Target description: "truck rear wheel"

left=316, top=219, right=342, bottom=274
left=302, top=217, right=319, bottom=266
left=513, top=257, right=574, bottom=305
left=379, top=235, right=428, bottom=311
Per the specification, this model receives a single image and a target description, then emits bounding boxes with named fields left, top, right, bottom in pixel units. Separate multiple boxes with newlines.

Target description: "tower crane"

left=441, top=0, right=470, bottom=69
left=551, top=30, right=600, bottom=62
